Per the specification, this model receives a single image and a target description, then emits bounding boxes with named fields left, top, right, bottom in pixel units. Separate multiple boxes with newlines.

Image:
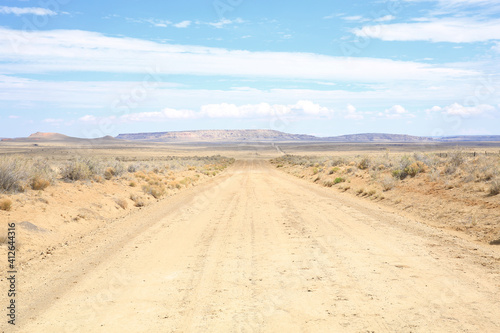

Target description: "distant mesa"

left=1, top=132, right=122, bottom=143
left=116, top=130, right=437, bottom=143
left=1, top=130, right=499, bottom=143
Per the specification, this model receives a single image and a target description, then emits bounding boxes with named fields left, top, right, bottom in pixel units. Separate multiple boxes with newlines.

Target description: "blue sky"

left=0, top=0, right=499, bottom=138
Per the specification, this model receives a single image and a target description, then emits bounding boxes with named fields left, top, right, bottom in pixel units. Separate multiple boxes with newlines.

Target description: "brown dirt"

left=3, top=160, right=499, bottom=332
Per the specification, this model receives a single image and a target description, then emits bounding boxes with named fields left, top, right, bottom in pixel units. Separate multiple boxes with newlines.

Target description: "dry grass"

left=142, top=184, right=165, bottom=199
left=490, top=179, right=500, bottom=196
left=114, top=198, right=128, bottom=209
left=104, top=167, right=116, bottom=180
left=0, top=198, right=12, bottom=211
left=31, top=175, right=51, bottom=190
left=130, top=194, right=145, bottom=207
left=380, top=176, right=396, bottom=191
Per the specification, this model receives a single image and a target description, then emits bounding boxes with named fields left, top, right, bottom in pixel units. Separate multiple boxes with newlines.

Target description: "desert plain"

left=0, top=136, right=499, bottom=332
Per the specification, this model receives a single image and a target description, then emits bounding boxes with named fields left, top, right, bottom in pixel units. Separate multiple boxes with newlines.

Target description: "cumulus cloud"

left=0, top=6, right=57, bottom=16
left=378, top=105, right=415, bottom=119
left=426, top=103, right=497, bottom=116
left=344, top=104, right=364, bottom=120
left=290, top=100, right=332, bottom=116
left=78, top=100, right=335, bottom=124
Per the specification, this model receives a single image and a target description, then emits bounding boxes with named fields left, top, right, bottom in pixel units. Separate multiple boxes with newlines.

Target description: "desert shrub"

left=130, top=194, right=145, bottom=207
left=405, top=161, right=426, bottom=177
left=323, top=180, right=334, bottom=187
left=62, top=161, right=90, bottom=181
left=329, top=167, right=339, bottom=174
left=334, top=177, right=345, bottom=184
left=428, top=169, right=440, bottom=182
left=0, top=157, right=28, bottom=193
left=381, top=176, right=396, bottom=191
left=62, top=158, right=102, bottom=181
left=358, top=157, right=370, bottom=170
left=392, top=169, right=406, bottom=180
left=312, top=167, right=319, bottom=175
left=399, top=155, right=413, bottom=171
left=134, top=171, right=147, bottom=179
left=331, top=158, right=345, bottom=167
left=0, top=198, right=12, bottom=211
left=167, top=181, right=181, bottom=189
left=30, top=175, right=50, bottom=190
left=114, top=198, right=128, bottom=209
left=444, top=165, right=457, bottom=175
left=129, top=181, right=137, bottom=187
left=104, top=167, right=116, bottom=180
left=367, top=189, right=377, bottom=197
left=490, top=179, right=500, bottom=196
left=142, top=184, right=165, bottom=199
left=449, top=151, right=464, bottom=167
left=179, top=177, right=191, bottom=186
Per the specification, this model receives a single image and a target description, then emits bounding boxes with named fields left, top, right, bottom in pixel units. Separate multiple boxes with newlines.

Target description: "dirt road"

left=13, top=160, right=500, bottom=332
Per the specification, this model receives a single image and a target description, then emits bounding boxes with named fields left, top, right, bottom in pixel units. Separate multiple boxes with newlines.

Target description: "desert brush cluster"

left=0, top=155, right=234, bottom=211
left=272, top=150, right=500, bottom=244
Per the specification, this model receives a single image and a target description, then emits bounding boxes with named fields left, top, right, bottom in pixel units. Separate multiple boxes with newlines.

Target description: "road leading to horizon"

left=17, top=160, right=500, bottom=332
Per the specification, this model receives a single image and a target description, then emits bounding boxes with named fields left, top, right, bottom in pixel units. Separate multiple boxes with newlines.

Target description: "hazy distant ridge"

left=116, top=130, right=437, bottom=142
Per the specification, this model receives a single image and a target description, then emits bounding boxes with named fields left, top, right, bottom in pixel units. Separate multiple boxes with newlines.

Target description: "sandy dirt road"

left=11, top=160, right=500, bottom=332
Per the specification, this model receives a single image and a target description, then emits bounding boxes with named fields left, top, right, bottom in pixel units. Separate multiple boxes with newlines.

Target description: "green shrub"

left=334, top=177, right=345, bottom=184
left=328, top=167, right=339, bottom=175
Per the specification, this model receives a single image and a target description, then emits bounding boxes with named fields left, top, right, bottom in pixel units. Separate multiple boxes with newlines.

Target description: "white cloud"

left=0, top=6, right=57, bottom=16
left=374, top=15, right=396, bottom=22
left=344, top=104, right=364, bottom=120
left=378, top=105, right=415, bottom=119
left=290, top=100, right=333, bottom=116
left=9, top=115, right=20, bottom=119
left=78, top=115, right=98, bottom=123
left=121, top=108, right=196, bottom=122
left=343, top=15, right=369, bottom=22
left=0, top=28, right=476, bottom=82
left=145, top=19, right=171, bottom=27
left=426, top=102, right=497, bottom=116
left=207, top=18, right=244, bottom=28
left=353, top=18, right=500, bottom=43
left=173, top=20, right=191, bottom=28
left=78, top=100, right=335, bottom=124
